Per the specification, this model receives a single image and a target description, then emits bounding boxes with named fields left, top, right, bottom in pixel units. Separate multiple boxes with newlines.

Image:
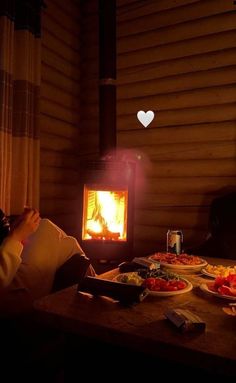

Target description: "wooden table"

left=34, top=257, right=236, bottom=377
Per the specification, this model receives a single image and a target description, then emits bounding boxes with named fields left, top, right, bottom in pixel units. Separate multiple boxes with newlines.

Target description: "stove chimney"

left=99, top=0, right=116, bottom=157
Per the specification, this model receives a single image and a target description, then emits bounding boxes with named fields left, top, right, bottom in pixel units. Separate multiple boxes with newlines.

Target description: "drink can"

left=167, top=230, right=183, bottom=255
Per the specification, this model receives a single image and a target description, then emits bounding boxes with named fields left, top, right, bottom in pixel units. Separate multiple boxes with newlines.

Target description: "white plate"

left=114, top=273, right=193, bottom=297
left=200, top=283, right=236, bottom=301
left=149, top=255, right=207, bottom=271
left=201, top=268, right=216, bottom=278
left=148, top=278, right=193, bottom=297
left=114, top=272, right=144, bottom=286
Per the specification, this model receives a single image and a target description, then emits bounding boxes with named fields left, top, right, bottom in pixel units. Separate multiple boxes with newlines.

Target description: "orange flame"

left=83, top=188, right=128, bottom=241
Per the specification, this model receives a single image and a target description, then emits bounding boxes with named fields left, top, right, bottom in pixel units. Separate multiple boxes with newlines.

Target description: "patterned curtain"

left=0, top=0, right=45, bottom=214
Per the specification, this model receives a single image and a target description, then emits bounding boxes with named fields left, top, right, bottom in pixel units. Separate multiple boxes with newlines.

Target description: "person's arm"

left=0, top=208, right=40, bottom=289
left=0, top=237, right=23, bottom=288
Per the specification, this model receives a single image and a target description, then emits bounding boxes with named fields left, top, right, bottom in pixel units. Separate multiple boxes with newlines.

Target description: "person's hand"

left=9, top=208, right=41, bottom=243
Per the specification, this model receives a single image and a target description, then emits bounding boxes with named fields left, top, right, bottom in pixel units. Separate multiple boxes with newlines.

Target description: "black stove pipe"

left=99, top=0, right=116, bottom=157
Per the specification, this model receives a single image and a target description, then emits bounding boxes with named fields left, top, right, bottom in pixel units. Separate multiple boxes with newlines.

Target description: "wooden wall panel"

left=80, top=0, right=236, bottom=257
left=40, top=0, right=81, bottom=235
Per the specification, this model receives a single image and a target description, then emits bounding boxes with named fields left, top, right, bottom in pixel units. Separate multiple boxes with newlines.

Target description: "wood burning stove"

left=77, top=160, right=135, bottom=263
left=77, top=2, right=135, bottom=266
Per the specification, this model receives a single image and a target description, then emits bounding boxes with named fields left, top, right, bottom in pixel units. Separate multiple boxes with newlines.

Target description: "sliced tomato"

left=214, top=276, right=228, bottom=288
left=226, top=274, right=236, bottom=288
left=218, top=285, right=236, bottom=297
left=176, top=280, right=187, bottom=290
left=143, top=278, right=156, bottom=290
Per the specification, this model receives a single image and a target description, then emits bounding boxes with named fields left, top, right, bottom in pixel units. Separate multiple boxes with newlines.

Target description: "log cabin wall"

left=40, top=0, right=80, bottom=236
left=80, top=0, right=236, bottom=257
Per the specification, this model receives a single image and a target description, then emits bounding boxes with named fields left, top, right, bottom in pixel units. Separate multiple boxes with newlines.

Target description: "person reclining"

left=0, top=207, right=95, bottom=312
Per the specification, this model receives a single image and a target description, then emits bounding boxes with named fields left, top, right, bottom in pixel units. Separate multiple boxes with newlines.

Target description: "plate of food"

left=149, top=252, right=207, bottom=271
left=201, top=264, right=236, bottom=278
left=200, top=274, right=236, bottom=301
left=113, top=269, right=193, bottom=297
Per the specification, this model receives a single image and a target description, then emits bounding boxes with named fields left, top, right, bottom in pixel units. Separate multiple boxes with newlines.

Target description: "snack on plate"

left=209, top=274, right=236, bottom=297
left=116, top=269, right=188, bottom=292
left=116, top=272, right=144, bottom=286
left=151, top=252, right=204, bottom=265
left=205, top=264, right=236, bottom=277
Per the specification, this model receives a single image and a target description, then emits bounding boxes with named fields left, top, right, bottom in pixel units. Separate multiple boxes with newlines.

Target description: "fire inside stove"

left=82, top=186, right=128, bottom=241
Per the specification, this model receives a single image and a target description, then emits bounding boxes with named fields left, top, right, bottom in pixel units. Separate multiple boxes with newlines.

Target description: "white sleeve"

left=0, top=237, right=23, bottom=289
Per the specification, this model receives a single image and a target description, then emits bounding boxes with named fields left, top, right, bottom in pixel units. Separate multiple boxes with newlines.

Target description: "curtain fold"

left=0, top=0, right=44, bottom=214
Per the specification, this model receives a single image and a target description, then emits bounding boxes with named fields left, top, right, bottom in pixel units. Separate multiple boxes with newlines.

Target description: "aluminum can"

left=167, top=230, right=183, bottom=255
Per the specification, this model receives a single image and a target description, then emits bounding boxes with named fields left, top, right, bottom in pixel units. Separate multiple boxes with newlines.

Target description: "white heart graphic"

left=137, top=110, right=154, bottom=127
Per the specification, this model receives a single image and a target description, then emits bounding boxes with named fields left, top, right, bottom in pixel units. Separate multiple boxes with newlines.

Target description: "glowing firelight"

left=83, top=188, right=128, bottom=241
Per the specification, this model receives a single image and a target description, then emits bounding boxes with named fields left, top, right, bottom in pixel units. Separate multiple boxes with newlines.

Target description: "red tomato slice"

left=177, top=280, right=187, bottom=290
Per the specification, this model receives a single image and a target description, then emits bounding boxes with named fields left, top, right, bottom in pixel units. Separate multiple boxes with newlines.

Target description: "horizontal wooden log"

left=117, top=66, right=236, bottom=99
left=40, top=165, right=79, bottom=183
left=117, top=30, right=236, bottom=69
left=133, top=231, right=206, bottom=257
left=135, top=207, right=209, bottom=229
left=118, top=48, right=236, bottom=85
left=134, top=192, right=227, bottom=209
left=117, top=0, right=234, bottom=36
left=148, top=176, right=236, bottom=194
left=41, top=132, right=79, bottom=151
left=40, top=114, right=79, bottom=137
left=81, top=48, right=236, bottom=84
left=134, top=141, right=236, bottom=161
left=42, top=30, right=80, bottom=66
left=117, top=0, right=200, bottom=17
left=134, top=224, right=206, bottom=242
left=116, top=103, right=236, bottom=130
left=117, top=121, right=236, bottom=145
left=149, top=159, right=236, bottom=177
left=42, top=13, right=80, bottom=49
left=83, top=101, right=236, bottom=124
left=118, top=13, right=236, bottom=51
left=41, top=64, right=79, bottom=96
left=40, top=198, right=78, bottom=214
left=45, top=0, right=80, bottom=34
left=40, top=99, right=79, bottom=125
left=40, top=182, right=79, bottom=199
left=49, top=0, right=81, bottom=19
left=117, top=84, right=236, bottom=113
left=136, top=209, right=208, bottom=230
left=84, top=65, right=236, bottom=103
left=41, top=83, right=79, bottom=111
left=40, top=150, right=79, bottom=169
left=42, top=47, right=79, bottom=81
